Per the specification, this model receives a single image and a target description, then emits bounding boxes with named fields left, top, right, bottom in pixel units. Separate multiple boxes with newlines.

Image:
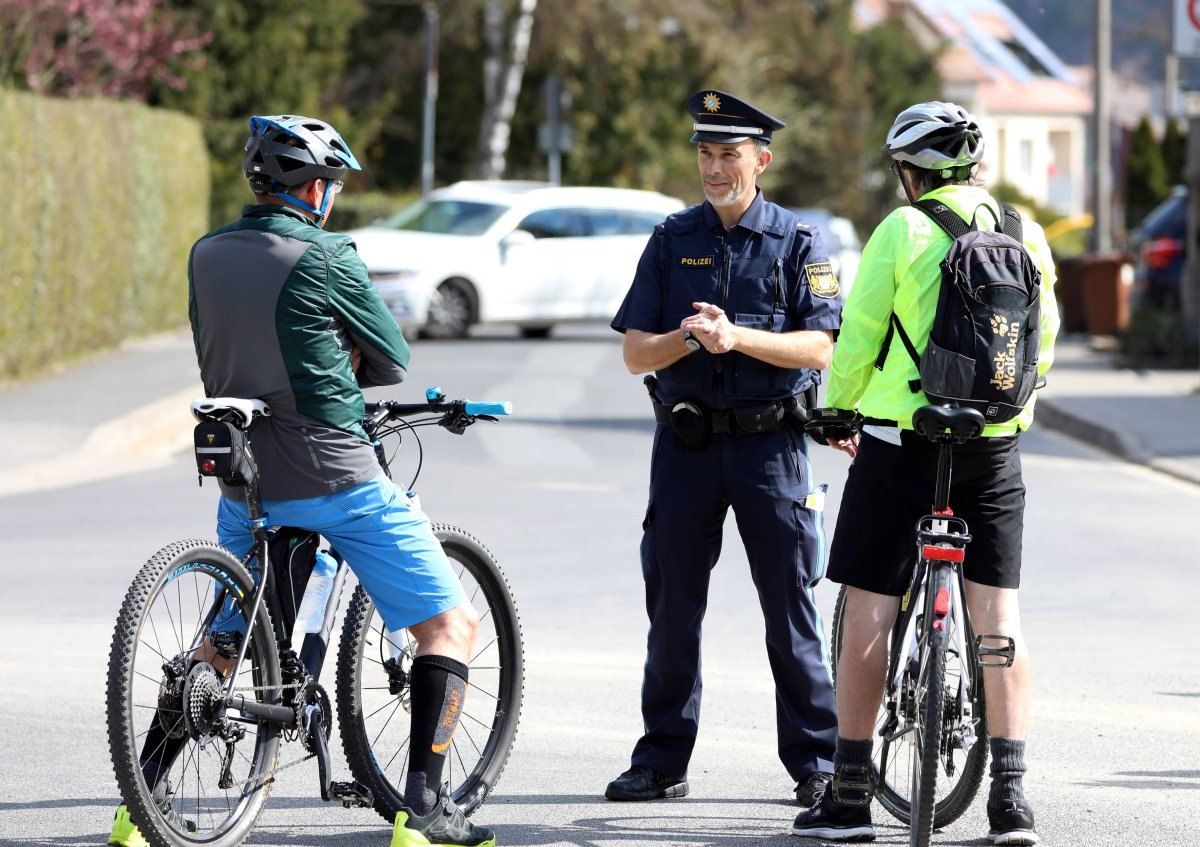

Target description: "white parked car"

left=346, top=181, right=685, bottom=339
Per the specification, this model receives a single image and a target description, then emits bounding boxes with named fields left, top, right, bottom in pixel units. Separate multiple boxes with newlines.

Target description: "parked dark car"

left=1128, top=185, right=1185, bottom=310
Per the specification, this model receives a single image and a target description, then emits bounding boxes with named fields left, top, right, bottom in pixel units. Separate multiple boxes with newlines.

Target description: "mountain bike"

left=808, top=404, right=1014, bottom=847
left=106, top=388, right=524, bottom=847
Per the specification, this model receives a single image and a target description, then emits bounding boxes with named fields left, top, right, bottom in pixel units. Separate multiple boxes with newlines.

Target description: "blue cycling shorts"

left=213, top=474, right=467, bottom=632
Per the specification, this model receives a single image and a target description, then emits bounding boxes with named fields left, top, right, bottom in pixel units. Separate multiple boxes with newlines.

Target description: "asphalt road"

left=1, top=323, right=1197, bottom=847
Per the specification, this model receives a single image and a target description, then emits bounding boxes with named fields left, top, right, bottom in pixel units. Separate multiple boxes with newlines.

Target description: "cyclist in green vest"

left=791, top=102, right=1058, bottom=846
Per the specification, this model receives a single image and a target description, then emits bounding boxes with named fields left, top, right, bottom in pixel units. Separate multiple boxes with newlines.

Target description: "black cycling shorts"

left=827, top=431, right=1025, bottom=596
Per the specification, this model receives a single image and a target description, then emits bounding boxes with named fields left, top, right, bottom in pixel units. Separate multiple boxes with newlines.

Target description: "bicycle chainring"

left=299, top=683, right=333, bottom=755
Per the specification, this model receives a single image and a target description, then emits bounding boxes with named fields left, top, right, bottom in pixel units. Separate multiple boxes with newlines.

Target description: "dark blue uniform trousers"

left=631, top=424, right=837, bottom=781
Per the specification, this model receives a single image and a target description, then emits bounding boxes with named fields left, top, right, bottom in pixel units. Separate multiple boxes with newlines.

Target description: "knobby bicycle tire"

left=336, top=524, right=523, bottom=822
left=910, top=637, right=945, bottom=847
left=830, top=583, right=988, bottom=829
left=107, top=540, right=281, bottom=847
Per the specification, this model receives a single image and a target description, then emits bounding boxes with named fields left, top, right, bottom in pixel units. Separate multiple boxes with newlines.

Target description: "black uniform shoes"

left=604, top=765, right=689, bottom=801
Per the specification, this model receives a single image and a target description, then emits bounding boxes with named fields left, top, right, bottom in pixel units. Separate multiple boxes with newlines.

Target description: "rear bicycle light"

left=922, top=545, right=965, bottom=562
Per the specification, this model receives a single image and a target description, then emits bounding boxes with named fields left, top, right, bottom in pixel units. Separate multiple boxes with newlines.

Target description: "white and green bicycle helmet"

left=883, top=101, right=984, bottom=175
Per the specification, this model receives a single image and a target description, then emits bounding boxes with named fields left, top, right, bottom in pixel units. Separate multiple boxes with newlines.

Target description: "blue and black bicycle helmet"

left=883, top=101, right=984, bottom=176
left=242, top=114, right=361, bottom=223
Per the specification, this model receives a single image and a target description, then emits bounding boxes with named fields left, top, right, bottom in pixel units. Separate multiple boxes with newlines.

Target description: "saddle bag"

left=193, top=420, right=257, bottom=486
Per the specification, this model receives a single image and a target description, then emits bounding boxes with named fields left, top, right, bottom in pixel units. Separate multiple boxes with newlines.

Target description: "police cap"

left=687, top=90, right=786, bottom=145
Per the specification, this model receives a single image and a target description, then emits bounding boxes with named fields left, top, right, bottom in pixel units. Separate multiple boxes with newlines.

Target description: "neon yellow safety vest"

left=825, top=184, right=1060, bottom=436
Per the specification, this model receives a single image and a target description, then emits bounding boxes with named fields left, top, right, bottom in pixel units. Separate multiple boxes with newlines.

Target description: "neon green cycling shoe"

left=390, top=785, right=495, bottom=847
left=108, top=805, right=150, bottom=847
left=109, top=792, right=197, bottom=847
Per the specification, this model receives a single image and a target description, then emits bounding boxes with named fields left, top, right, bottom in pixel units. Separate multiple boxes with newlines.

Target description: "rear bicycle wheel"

left=107, top=540, right=281, bottom=847
left=337, top=524, right=523, bottom=822
left=910, top=639, right=946, bottom=847
left=830, top=582, right=987, bottom=829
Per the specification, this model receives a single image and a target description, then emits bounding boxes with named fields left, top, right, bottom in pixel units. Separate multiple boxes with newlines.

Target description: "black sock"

left=834, top=736, right=873, bottom=770
left=139, top=720, right=187, bottom=788
left=405, top=655, right=468, bottom=816
left=988, top=737, right=1027, bottom=807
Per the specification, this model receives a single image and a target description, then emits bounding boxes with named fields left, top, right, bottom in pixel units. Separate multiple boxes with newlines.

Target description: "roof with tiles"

left=854, top=0, right=1090, bottom=115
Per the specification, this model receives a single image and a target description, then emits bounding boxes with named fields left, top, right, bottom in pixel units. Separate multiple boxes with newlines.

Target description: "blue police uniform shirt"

left=612, top=189, right=843, bottom=409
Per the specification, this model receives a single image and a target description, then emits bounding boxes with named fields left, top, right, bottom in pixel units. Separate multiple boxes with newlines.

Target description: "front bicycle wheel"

left=830, top=583, right=987, bottom=829
left=337, top=524, right=523, bottom=822
left=107, top=540, right=281, bottom=847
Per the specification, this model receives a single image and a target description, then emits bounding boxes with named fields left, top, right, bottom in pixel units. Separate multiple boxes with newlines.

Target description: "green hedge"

left=0, top=90, right=209, bottom=382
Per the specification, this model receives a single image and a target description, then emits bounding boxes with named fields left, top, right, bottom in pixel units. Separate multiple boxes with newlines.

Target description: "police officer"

left=605, top=90, right=843, bottom=807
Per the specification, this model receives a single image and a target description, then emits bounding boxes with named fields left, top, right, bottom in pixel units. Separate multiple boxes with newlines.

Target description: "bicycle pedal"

left=328, top=780, right=374, bottom=809
left=831, top=764, right=874, bottom=807
left=976, top=634, right=1016, bottom=668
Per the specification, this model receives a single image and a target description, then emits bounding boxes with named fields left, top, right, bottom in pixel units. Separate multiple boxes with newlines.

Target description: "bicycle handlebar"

left=362, top=387, right=512, bottom=435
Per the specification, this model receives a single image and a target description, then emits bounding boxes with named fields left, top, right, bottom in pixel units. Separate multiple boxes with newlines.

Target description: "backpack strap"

left=873, top=313, right=924, bottom=393
left=914, top=199, right=972, bottom=239
left=999, top=202, right=1024, bottom=242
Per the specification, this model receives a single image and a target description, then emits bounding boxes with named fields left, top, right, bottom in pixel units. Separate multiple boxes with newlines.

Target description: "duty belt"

left=651, top=397, right=796, bottom=436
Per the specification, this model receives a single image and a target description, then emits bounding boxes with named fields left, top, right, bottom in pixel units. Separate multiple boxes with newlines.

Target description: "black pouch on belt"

left=733, top=402, right=785, bottom=434
left=670, top=400, right=711, bottom=449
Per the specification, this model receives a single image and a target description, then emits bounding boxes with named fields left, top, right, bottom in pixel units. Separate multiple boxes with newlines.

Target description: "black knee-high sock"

left=139, top=718, right=187, bottom=789
left=405, top=655, right=468, bottom=816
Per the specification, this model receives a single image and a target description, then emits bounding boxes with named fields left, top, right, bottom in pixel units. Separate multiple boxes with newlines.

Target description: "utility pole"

left=420, top=2, right=439, bottom=197
left=1092, top=0, right=1112, bottom=253
left=1174, top=0, right=1200, bottom=354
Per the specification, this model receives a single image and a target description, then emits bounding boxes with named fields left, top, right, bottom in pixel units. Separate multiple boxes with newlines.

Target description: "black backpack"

left=875, top=199, right=1042, bottom=424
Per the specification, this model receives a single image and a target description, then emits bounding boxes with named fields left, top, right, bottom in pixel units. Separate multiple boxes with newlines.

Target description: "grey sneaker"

left=391, top=784, right=495, bottom=847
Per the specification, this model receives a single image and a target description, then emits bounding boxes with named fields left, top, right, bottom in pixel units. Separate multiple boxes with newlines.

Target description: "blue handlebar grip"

left=465, top=401, right=512, bottom=416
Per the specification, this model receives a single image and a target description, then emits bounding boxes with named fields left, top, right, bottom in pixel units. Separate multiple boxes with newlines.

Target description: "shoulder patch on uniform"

left=804, top=262, right=840, bottom=299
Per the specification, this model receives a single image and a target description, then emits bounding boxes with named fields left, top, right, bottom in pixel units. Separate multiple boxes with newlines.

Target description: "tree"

left=153, top=0, right=368, bottom=223
left=476, top=0, right=538, bottom=179
left=0, top=0, right=209, bottom=101
left=1162, top=116, right=1186, bottom=187
left=844, top=8, right=942, bottom=228
left=1125, top=115, right=1168, bottom=229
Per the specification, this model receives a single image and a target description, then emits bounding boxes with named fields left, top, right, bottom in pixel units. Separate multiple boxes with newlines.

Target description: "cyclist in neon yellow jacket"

left=792, top=102, right=1058, bottom=847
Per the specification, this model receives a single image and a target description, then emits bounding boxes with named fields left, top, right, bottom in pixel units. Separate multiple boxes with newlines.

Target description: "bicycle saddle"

left=191, top=398, right=272, bottom=429
left=912, top=404, right=986, bottom=442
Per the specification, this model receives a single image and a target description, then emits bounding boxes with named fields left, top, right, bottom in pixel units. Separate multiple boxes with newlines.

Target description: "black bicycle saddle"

left=912, top=404, right=986, bottom=443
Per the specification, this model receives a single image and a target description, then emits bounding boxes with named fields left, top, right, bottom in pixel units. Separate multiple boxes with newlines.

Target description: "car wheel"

left=519, top=326, right=552, bottom=339
left=421, top=279, right=476, bottom=340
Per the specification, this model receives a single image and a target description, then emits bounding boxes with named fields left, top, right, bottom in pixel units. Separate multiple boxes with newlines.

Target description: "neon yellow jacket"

left=825, top=185, right=1060, bottom=435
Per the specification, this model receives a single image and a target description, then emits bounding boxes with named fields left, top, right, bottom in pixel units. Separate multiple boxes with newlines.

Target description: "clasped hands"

left=680, top=302, right=736, bottom=354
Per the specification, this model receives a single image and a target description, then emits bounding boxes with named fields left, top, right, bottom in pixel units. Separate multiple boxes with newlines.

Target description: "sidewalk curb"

left=1037, top=397, right=1200, bottom=487
left=0, top=386, right=200, bottom=497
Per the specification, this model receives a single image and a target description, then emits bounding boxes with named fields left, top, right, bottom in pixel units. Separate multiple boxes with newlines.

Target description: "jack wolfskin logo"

left=990, top=312, right=1020, bottom=391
